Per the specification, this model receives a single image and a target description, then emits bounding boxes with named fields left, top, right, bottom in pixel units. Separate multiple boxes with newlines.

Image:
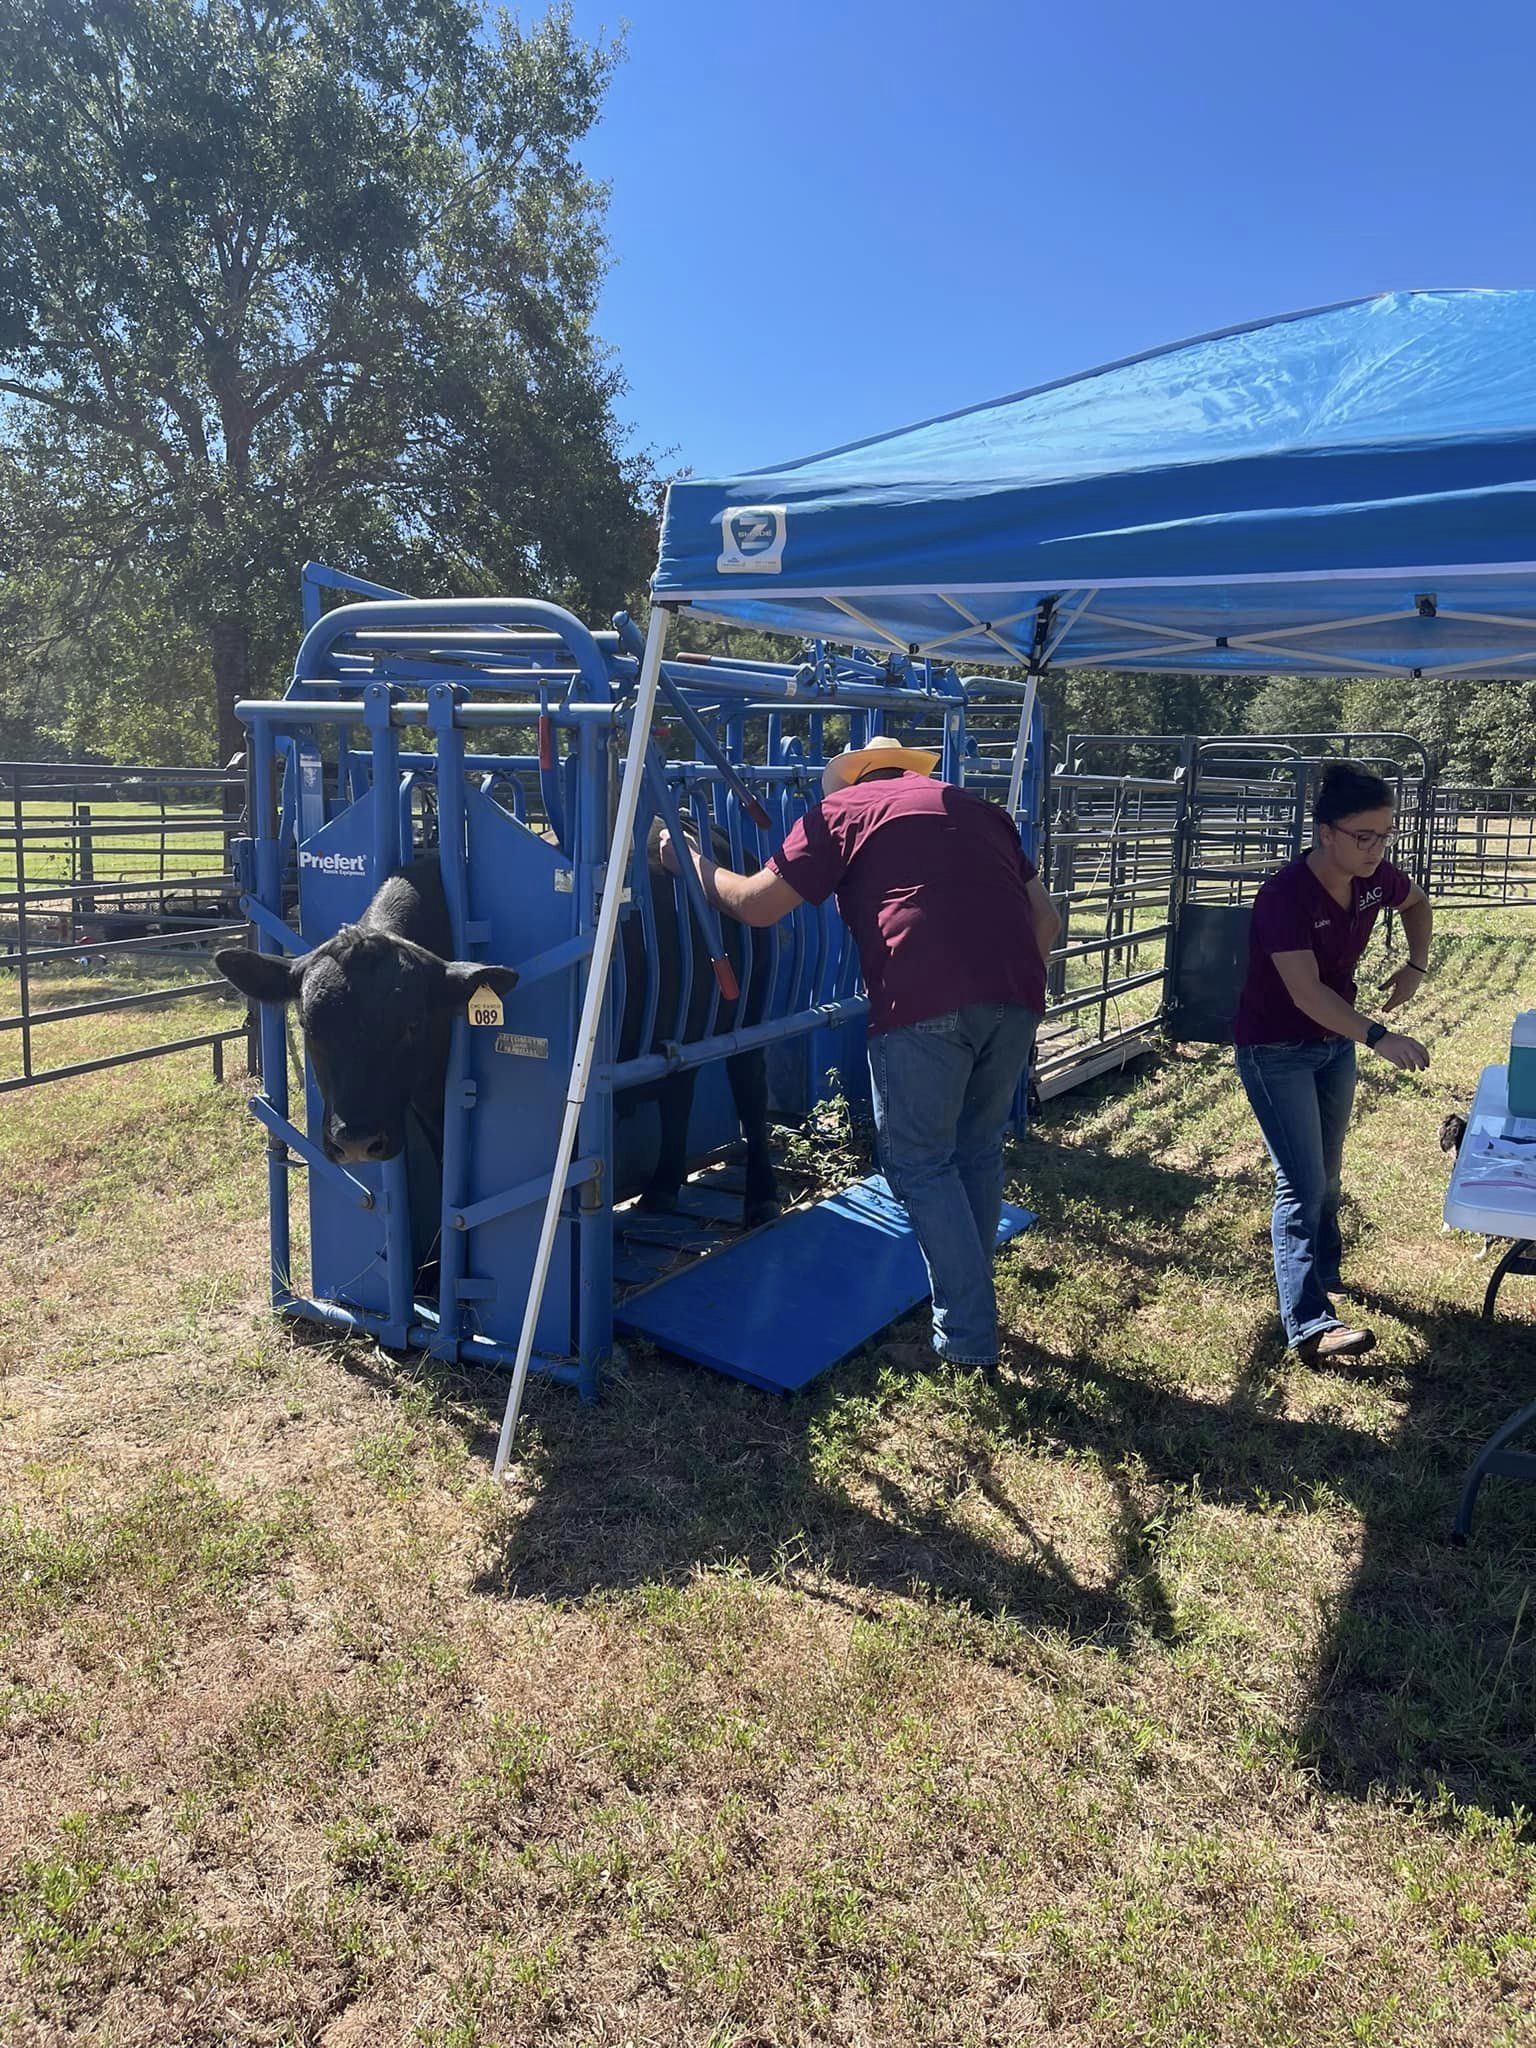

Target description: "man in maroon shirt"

left=1234, top=761, right=1433, bottom=1365
left=661, top=735, right=1060, bottom=1368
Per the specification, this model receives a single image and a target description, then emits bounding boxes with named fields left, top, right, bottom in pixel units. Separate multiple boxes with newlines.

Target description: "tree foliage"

left=0, top=0, right=653, bottom=764
left=1247, top=671, right=1536, bottom=785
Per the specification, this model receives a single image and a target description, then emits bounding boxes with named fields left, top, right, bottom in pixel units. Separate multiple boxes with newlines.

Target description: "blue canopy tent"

left=654, top=289, right=1536, bottom=684
left=495, top=289, right=1536, bottom=1469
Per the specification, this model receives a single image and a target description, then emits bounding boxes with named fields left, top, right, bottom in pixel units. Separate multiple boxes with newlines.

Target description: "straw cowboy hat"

left=822, top=733, right=940, bottom=799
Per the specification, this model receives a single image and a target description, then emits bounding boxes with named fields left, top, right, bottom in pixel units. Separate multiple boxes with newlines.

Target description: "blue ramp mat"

left=615, top=1173, right=1034, bottom=1393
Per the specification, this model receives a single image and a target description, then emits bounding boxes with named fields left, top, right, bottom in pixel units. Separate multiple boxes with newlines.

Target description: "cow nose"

left=327, top=1121, right=392, bottom=1164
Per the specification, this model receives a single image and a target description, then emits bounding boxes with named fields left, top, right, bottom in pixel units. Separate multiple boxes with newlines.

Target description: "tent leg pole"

left=491, top=602, right=673, bottom=1481
left=1005, top=674, right=1039, bottom=819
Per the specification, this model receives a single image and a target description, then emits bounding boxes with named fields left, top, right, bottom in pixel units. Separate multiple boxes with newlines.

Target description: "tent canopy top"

left=653, top=289, right=1536, bottom=679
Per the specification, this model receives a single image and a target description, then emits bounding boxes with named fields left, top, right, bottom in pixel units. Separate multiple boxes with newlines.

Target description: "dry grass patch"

left=1, top=912, right=1535, bottom=2043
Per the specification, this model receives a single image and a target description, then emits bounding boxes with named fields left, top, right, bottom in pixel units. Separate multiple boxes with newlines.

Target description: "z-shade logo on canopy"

left=717, top=505, right=787, bottom=574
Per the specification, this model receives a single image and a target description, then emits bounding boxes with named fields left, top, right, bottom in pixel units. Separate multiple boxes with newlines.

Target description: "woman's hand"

left=1380, top=962, right=1426, bottom=1012
left=1374, top=1030, right=1430, bottom=1071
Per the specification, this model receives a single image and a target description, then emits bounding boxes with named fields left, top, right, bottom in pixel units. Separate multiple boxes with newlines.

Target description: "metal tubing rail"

left=9, top=923, right=245, bottom=970
left=0, top=872, right=234, bottom=905
left=1051, top=924, right=1173, bottom=965
left=1044, top=969, right=1166, bottom=1022
left=244, top=683, right=946, bottom=730
left=291, top=597, right=617, bottom=701
left=597, top=995, right=869, bottom=1093
left=0, top=761, right=236, bottom=782
left=8, top=816, right=227, bottom=841
left=247, top=1094, right=376, bottom=1209
left=0, top=1029, right=245, bottom=1095
left=0, top=978, right=231, bottom=1034
left=1049, top=823, right=1178, bottom=848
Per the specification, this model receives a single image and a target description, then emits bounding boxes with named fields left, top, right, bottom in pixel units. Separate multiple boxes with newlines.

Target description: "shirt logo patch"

left=1359, top=886, right=1384, bottom=908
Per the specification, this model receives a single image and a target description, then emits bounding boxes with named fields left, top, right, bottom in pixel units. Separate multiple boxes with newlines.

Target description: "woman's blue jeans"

left=1235, top=1036, right=1357, bottom=1348
left=868, top=1002, right=1041, bottom=1366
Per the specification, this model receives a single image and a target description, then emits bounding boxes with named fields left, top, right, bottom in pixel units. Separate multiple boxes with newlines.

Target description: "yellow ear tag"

left=467, top=985, right=505, bottom=1028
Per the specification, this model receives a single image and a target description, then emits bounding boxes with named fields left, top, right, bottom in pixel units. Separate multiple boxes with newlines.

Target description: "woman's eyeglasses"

left=1331, top=825, right=1395, bottom=852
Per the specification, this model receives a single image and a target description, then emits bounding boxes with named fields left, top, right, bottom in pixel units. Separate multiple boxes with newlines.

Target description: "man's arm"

left=1271, top=950, right=1429, bottom=1070
left=659, top=826, right=804, bottom=928
left=1026, top=875, right=1060, bottom=968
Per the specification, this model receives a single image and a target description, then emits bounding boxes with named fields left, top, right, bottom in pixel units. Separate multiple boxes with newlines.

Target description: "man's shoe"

left=1296, top=1324, right=1376, bottom=1365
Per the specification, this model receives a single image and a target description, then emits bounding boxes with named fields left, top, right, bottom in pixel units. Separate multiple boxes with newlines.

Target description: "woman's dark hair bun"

left=1316, top=760, right=1393, bottom=826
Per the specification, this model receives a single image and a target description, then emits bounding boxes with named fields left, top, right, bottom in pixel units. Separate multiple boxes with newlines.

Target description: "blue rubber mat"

left=615, top=1174, right=1035, bottom=1392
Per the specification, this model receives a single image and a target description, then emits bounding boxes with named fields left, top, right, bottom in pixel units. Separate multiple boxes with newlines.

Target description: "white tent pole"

left=1004, top=674, right=1039, bottom=821
left=492, top=602, right=673, bottom=1481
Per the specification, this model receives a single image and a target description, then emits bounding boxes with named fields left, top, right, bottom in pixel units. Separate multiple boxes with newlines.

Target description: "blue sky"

left=568, top=0, right=1536, bottom=480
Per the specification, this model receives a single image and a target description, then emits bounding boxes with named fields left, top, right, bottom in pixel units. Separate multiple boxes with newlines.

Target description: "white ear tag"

left=467, top=985, right=505, bottom=1028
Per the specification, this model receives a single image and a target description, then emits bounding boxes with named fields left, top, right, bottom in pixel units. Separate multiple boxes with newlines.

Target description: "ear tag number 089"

left=468, top=986, right=505, bottom=1028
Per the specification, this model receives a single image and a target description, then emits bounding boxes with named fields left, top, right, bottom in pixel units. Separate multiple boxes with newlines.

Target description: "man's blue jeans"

left=868, top=1002, right=1041, bottom=1366
left=1235, top=1036, right=1357, bottom=1349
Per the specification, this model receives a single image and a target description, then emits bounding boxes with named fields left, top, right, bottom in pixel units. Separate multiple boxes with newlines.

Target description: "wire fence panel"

left=4, top=741, right=1534, bottom=1100
left=0, top=761, right=249, bottom=1092
left=1037, top=769, right=1185, bottom=1091
left=1424, top=787, right=1536, bottom=902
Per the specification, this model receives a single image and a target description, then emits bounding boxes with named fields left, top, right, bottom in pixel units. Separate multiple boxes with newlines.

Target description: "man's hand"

left=1380, top=962, right=1426, bottom=1013
left=1374, top=1030, right=1430, bottom=1071
left=657, top=824, right=700, bottom=878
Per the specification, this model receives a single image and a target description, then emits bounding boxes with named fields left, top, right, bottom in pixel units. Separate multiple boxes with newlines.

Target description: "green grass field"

left=2, top=908, right=1535, bottom=2045
left=0, top=798, right=226, bottom=889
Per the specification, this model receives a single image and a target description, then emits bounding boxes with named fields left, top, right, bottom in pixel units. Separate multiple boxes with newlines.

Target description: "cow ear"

left=436, top=961, right=520, bottom=1008
left=214, top=946, right=305, bottom=1006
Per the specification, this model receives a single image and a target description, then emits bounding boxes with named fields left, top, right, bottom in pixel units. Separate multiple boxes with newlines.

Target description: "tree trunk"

left=210, top=616, right=251, bottom=832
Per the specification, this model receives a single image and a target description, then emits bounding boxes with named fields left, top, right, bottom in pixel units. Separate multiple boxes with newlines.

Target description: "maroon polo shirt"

left=1233, top=854, right=1413, bottom=1046
left=767, top=775, right=1047, bottom=1034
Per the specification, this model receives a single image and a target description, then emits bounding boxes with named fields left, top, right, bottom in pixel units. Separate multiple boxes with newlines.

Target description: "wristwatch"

left=1365, top=1021, right=1388, bottom=1049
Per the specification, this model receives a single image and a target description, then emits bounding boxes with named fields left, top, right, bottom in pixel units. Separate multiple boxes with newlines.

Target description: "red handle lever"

left=538, top=714, right=554, bottom=771
left=712, top=957, right=740, bottom=1003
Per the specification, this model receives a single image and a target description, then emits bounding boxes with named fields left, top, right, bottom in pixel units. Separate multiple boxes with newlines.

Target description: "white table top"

left=1444, top=1063, right=1536, bottom=1237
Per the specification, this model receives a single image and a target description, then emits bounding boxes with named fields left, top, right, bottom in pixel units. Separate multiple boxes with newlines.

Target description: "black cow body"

left=619, top=820, right=779, bottom=1228
left=217, top=840, right=780, bottom=1281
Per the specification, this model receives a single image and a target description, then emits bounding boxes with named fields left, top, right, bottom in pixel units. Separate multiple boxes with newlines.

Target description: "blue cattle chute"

left=231, top=575, right=1044, bottom=1420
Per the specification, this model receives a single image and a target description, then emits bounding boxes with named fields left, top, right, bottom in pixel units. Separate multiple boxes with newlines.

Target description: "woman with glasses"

left=1233, top=762, right=1433, bottom=1363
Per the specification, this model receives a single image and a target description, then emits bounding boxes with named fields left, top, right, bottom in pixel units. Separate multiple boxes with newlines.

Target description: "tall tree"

left=0, top=0, right=652, bottom=768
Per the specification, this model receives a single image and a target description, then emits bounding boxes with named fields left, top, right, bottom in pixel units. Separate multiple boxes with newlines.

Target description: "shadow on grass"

left=319, top=1002, right=1536, bottom=1822
left=468, top=1338, right=1144, bottom=1645
left=459, top=1127, right=1250, bottom=1645
left=1293, top=1282, right=1536, bottom=1816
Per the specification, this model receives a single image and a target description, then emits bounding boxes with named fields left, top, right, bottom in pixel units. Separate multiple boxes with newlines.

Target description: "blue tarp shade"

left=654, top=290, right=1536, bottom=679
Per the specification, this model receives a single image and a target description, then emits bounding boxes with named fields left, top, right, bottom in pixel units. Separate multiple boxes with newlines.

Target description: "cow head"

left=216, top=929, right=518, bottom=1165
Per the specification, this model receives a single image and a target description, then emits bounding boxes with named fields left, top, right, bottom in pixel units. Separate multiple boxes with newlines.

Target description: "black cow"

left=619, top=819, right=779, bottom=1228
left=215, top=839, right=780, bottom=1268
left=215, top=861, right=509, bottom=1171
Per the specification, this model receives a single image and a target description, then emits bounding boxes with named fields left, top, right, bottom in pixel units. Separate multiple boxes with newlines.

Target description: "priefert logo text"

left=299, top=849, right=369, bottom=875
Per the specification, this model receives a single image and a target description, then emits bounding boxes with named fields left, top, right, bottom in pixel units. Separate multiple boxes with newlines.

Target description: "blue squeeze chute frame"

left=233, top=570, right=1045, bottom=1442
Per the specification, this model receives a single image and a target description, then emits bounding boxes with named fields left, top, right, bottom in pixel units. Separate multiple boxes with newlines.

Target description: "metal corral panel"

left=616, top=1174, right=1035, bottom=1392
